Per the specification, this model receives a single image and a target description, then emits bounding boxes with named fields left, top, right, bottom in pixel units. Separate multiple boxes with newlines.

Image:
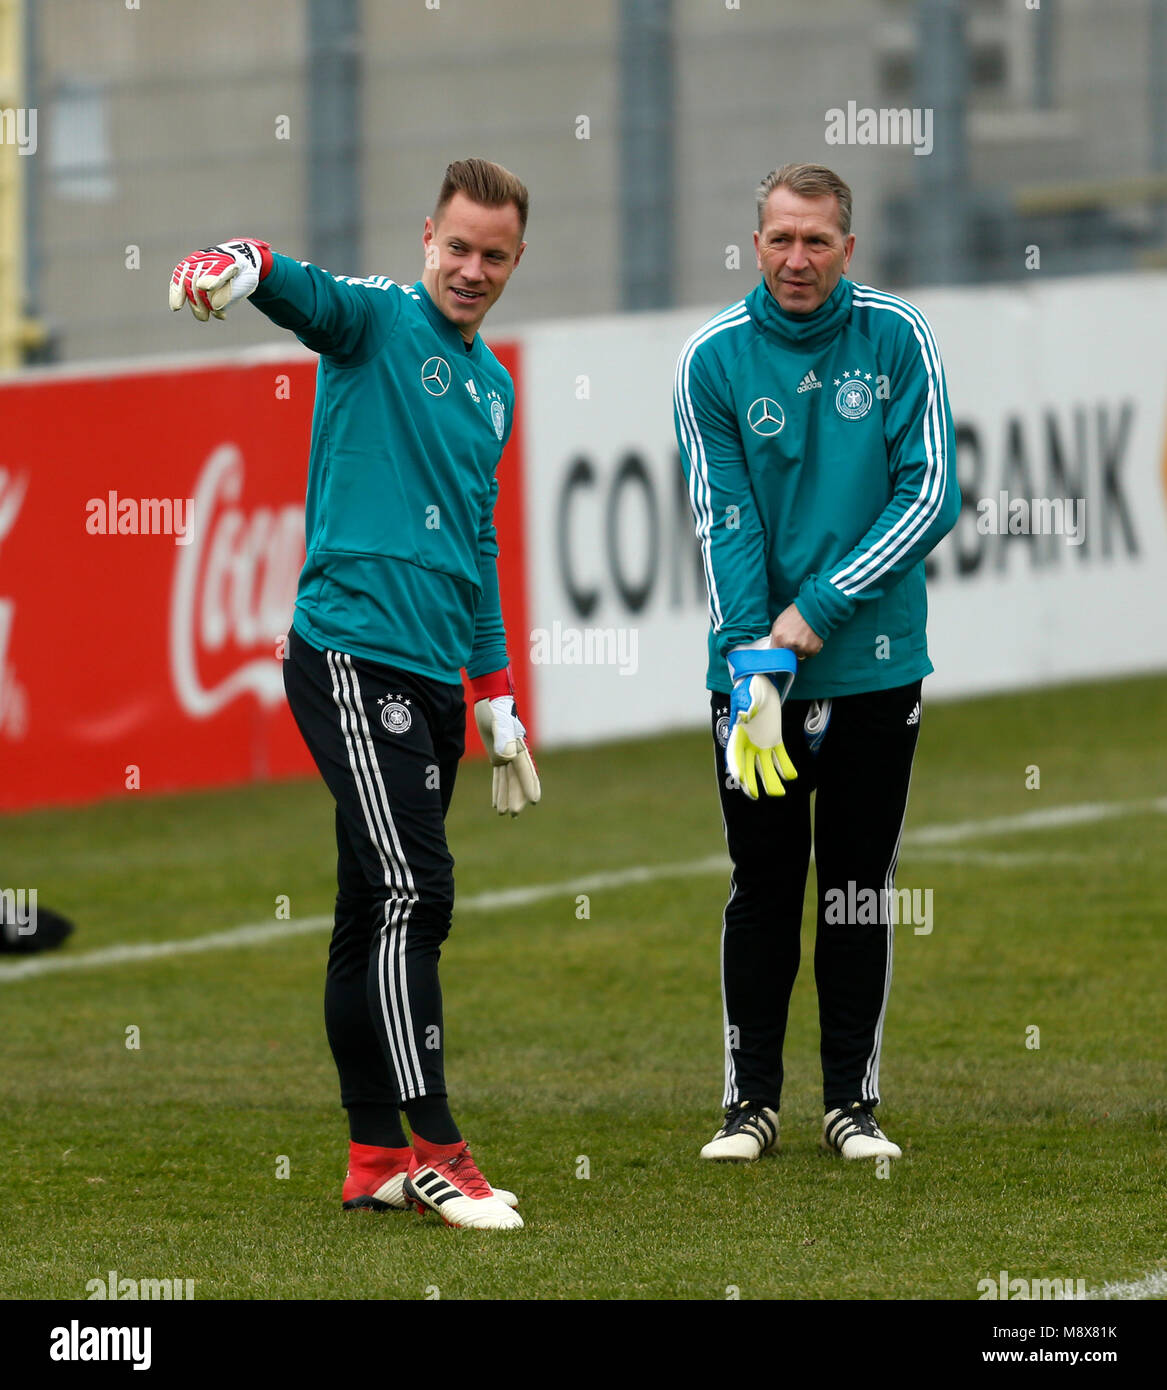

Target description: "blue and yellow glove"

left=726, top=645, right=799, bottom=799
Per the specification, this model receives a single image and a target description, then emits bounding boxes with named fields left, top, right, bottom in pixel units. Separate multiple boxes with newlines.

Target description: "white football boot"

left=822, top=1102, right=903, bottom=1160
left=700, top=1101, right=780, bottom=1161
left=404, top=1143, right=524, bottom=1229
left=348, top=1169, right=518, bottom=1212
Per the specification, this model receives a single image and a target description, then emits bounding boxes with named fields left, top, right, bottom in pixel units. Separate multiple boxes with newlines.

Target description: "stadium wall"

left=0, top=343, right=530, bottom=811
left=2, top=274, right=1164, bottom=809
left=522, top=273, right=1167, bottom=744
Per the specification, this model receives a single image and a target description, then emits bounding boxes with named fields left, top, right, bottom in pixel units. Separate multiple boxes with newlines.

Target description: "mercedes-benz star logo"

left=746, top=397, right=785, bottom=436
left=420, top=356, right=451, bottom=396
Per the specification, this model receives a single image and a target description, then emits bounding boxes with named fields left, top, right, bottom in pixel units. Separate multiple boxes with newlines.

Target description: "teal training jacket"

left=674, top=276, right=960, bottom=700
left=251, top=255, right=513, bottom=684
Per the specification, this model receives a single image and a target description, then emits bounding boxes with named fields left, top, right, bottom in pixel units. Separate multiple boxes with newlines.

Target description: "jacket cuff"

left=250, top=247, right=287, bottom=298
left=252, top=239, right=274, bottom=280
left=470, top=666, right=514, bottom=702
left=795, top=576, right=853, bottom=639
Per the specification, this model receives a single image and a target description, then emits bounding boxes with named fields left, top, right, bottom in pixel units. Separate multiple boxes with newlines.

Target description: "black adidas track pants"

left=711, top=679, right=922, bottom=1113
left=283, top=627, right=466, bottom=1112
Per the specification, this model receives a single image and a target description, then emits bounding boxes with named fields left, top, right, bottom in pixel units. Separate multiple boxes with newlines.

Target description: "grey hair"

left=755, top=163, right=852, bottom=235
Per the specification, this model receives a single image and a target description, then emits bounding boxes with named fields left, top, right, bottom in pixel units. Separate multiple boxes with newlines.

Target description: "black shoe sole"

left=342, top=1195, right=392, bottom=1212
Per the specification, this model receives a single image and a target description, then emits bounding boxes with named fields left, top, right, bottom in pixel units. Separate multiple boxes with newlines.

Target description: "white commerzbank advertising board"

left=518, top=273, right=1167, bottom=747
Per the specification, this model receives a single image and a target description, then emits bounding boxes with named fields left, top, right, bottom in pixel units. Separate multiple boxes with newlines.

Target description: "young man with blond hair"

left=675, top=162, right=959, bottom=1165
left=169, top=158, right=539, bottom=1230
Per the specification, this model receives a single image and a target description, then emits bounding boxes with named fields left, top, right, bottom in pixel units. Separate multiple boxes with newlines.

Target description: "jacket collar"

left=747, top=275, right=853, bottom=349
left=415, top=280, right=481, bottom=358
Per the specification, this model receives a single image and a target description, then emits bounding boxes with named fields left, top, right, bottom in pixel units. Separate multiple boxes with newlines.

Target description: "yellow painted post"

left=0, top=0, right=23, bottom=368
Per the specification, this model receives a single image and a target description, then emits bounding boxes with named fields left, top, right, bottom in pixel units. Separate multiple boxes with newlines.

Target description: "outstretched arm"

left=169, top=238, right=393, bottom=364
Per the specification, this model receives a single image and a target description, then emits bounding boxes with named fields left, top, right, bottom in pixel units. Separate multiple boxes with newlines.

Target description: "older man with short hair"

left=675, top=162, right=959, bottom=1164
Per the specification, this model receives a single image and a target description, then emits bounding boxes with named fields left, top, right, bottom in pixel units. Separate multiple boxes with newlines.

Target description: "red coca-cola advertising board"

left=0, top=346, right=530, bottom=811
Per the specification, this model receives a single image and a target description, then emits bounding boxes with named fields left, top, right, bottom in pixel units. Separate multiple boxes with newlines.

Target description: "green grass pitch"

left=1, top=673, right=1164, bottom=1302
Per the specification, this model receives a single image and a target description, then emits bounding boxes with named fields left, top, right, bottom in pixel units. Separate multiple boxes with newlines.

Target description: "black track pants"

left=711, top=679, right=922, bottom=1112
left=283, top=628, right=465, bottom=1109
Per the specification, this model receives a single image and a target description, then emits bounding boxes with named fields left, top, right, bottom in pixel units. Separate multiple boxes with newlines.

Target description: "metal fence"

left=8, top=0, right=1167, bottom=365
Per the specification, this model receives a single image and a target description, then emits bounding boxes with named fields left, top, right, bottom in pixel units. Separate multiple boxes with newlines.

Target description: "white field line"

left=0, top=856, right=730, bottom=984
left=905, top=795, right=1167, bottom=846
left=459, top=854, right=729, bottom=911
left=1075, top=1268, right=1167, bottom=1301
left=1, top=795, right=1162, bottom=985
left=0, top=915, right=336, bottom=982
left=905, top=849, right=1083, bottom=867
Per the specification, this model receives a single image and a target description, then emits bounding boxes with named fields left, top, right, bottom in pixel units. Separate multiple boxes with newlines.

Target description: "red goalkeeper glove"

left=168, top=238, right=273, bottom=321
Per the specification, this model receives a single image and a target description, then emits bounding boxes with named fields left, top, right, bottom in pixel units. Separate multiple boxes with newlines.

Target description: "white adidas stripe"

left=833, top=294, right=944, bottom=595
left=674, top=304, right=751, bottom=634
left=862, top=759, right=914, bottom=1103
left=831, top=285, right=950, bottom=596
left=718, top=808, right=740, bottom=1107
left=342, top=657, right=423, bottom=1097
left=327, top=650, right=411, bottom=1099
left=838, top=285, right=947, bottom=590
left=339, top=653, right=427, bottom=1100
left=327, top=651, right=423, bottom=1100
left=328, top=273, right=399, bottom=292
left=674, top=304, right=750, bottom=631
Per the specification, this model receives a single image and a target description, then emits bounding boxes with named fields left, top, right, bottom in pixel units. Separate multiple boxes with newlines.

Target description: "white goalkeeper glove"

left=725, top=644, right=799, bottom=799
left=471, top=669, right=541, bottom=817
left=169, top=237, right=272, bottom=321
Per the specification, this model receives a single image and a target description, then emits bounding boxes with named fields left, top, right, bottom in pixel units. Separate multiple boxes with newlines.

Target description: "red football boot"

left=403, top=1139, right=522, bottom=1229
left=341, top=1142, right=414, bottom=1212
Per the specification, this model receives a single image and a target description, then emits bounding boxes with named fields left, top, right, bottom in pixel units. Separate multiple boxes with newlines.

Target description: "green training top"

left=674, top=276, right=960, bottom=700
left=251, top=254, right=514, bottom=685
